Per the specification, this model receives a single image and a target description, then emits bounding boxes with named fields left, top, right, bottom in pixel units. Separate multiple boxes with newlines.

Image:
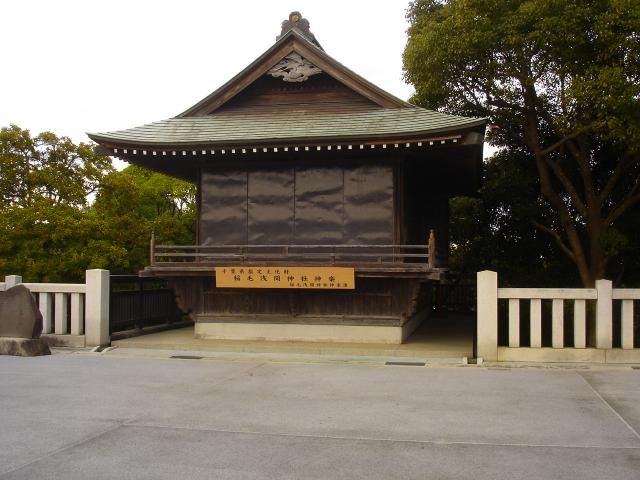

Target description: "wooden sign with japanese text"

left=215, top=266, right=355, bottom=289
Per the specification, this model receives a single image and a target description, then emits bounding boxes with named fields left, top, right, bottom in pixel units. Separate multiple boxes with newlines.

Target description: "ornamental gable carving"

left=268, top=53, right=322, bottom=82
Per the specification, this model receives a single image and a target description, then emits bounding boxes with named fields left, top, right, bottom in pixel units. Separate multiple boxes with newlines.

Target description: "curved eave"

left=88, top=122, right=485, bottom=150
left=87, top=109, right=487, bottom=149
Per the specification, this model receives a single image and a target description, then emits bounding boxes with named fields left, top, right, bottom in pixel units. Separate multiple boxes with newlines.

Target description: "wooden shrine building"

left=88, top=12, right=486, bottom=344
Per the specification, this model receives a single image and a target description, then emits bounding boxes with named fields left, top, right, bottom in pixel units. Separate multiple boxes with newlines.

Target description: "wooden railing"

left=150, top=230, right=439, bottom=270
left=151, top=243, right=435, bottom=269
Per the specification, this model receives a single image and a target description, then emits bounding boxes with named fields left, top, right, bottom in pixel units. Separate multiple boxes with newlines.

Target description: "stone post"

left=5, top=275, right=22, bottom=288
left=595, top=279, right=612, bottom=349
left=85, top=269, right=110, bottom=347
left=477, top=270, right=498, bottom=361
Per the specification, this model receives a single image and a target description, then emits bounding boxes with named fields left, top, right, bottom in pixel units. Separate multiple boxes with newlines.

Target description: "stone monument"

left=0, top=285, right=51, bottom=356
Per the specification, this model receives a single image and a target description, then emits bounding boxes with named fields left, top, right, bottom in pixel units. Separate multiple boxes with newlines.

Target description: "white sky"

left=1, top=0, right=415, bottom=146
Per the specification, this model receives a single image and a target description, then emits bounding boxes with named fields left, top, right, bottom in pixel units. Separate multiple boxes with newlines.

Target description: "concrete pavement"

left=111, top=313, right=475, bottom=360
left=1, top=349, right=639, bottom=479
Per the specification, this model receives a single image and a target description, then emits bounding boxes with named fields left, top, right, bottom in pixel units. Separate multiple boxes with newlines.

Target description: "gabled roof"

left=87, top=12, right=486, bottom=151
left=176, top=28, right=411, bottom=117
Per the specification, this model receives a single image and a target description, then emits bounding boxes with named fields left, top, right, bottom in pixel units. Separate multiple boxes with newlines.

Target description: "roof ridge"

left=277, top=12, right=323, bottom=50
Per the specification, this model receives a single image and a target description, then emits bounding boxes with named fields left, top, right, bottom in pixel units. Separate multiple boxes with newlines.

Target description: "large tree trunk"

left=522, top=85, right=613, bottom=287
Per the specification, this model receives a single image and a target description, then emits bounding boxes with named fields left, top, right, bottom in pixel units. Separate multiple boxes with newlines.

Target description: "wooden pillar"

left=150, top=231, right=156, bottom=265
left=428, top=229, right=437, bottom=269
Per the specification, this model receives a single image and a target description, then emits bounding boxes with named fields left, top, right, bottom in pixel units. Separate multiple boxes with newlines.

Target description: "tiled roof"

left=88, top=107, right=485, bottom=147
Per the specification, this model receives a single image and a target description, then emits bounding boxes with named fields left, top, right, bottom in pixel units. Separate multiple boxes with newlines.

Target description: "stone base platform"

left=498, top=347, right=640, bottom=364
left=41, top=334, right=86, bottom=348
left=194, top=312, right=426, bottom=345
left=0, top=337, right=51, bottom=356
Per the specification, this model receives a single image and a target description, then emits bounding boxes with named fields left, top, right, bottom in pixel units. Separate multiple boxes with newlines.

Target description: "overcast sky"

left=1, top=0, right=415, bottom=145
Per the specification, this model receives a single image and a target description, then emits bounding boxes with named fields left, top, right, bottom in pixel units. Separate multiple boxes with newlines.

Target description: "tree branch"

left=520, top=81, right=592, bottom=285
left=476, top=81, right=524, bottom=112
left=566, top=136, right=598, bottom=211
left=534, top=153, right=592, bottom=285
left=532, top=220, right=576, bottom=263
left=460, top=82, right=484, bottom=109
left=538, top=127, right=591, bottom=157
left=605, top=175, right=640, bottom=225
left=600, top=152, right=636, bottom=203
left=542, top=155, right=587, bottom=217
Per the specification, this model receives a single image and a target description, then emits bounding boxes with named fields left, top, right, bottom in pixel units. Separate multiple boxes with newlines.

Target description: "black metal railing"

left=109, top=275, right=184, bottom=334
left=431, top=283, right=477, bottom=313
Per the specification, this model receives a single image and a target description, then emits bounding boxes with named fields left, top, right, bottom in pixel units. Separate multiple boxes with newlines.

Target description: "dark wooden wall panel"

left=403, top=158, right=451, bottom=263
left=248, top=169, right=294, bottom=244
left=344, top=165, right=394, bottom=244
left=203, top=290, right=291, bottom=315
left=200, top=170, right=247, bottom=244
left=180, top=277, right=428, bottom=325
left=294, top=167, right=344, bottom=244
left=200, top=164, right=395, bottom=247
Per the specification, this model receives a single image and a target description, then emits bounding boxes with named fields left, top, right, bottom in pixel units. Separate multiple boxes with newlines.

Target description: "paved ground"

left=112, top=313, right=475, bottom=359
left=1, top=349, right=640, bottom=479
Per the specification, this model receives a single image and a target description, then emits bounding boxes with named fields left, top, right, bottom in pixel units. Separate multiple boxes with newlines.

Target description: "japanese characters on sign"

left=215, top=266, right=355, bottom=289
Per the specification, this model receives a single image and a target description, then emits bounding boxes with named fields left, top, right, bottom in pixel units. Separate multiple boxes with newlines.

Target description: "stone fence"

left=0, top=270, right=110, bottom=348
left=477, top=270, right=639, bottom=363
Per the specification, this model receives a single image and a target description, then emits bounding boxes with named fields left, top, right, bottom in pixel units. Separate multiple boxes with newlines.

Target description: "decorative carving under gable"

left=268, top=53, right=322, bottom=82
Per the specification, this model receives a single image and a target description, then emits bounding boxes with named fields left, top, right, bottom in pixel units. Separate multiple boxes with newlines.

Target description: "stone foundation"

left=0, top=338, right=51, bottom=356
left=194, top=313, right=427, bottom=344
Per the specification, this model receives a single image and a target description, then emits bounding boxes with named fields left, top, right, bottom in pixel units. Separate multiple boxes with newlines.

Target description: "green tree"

left=404, top=0, right=640, bottom=286
left=0, top=125, right=196, bottom=281
left=89, top=165, right=196, bottom=274
left=0, top=125, right=114, bottom=281
left=449, top=149, right=575, bottom=286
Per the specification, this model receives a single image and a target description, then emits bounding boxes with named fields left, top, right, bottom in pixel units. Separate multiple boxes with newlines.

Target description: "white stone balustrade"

left=477, top=271, right=639, bottom=363
left=613, top=288, right=640, bottom=350
left=0, top=270, right=110, bottom=347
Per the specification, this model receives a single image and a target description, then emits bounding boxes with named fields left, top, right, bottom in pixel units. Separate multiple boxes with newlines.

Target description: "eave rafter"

left=99, top=135, right=465, bottom=159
